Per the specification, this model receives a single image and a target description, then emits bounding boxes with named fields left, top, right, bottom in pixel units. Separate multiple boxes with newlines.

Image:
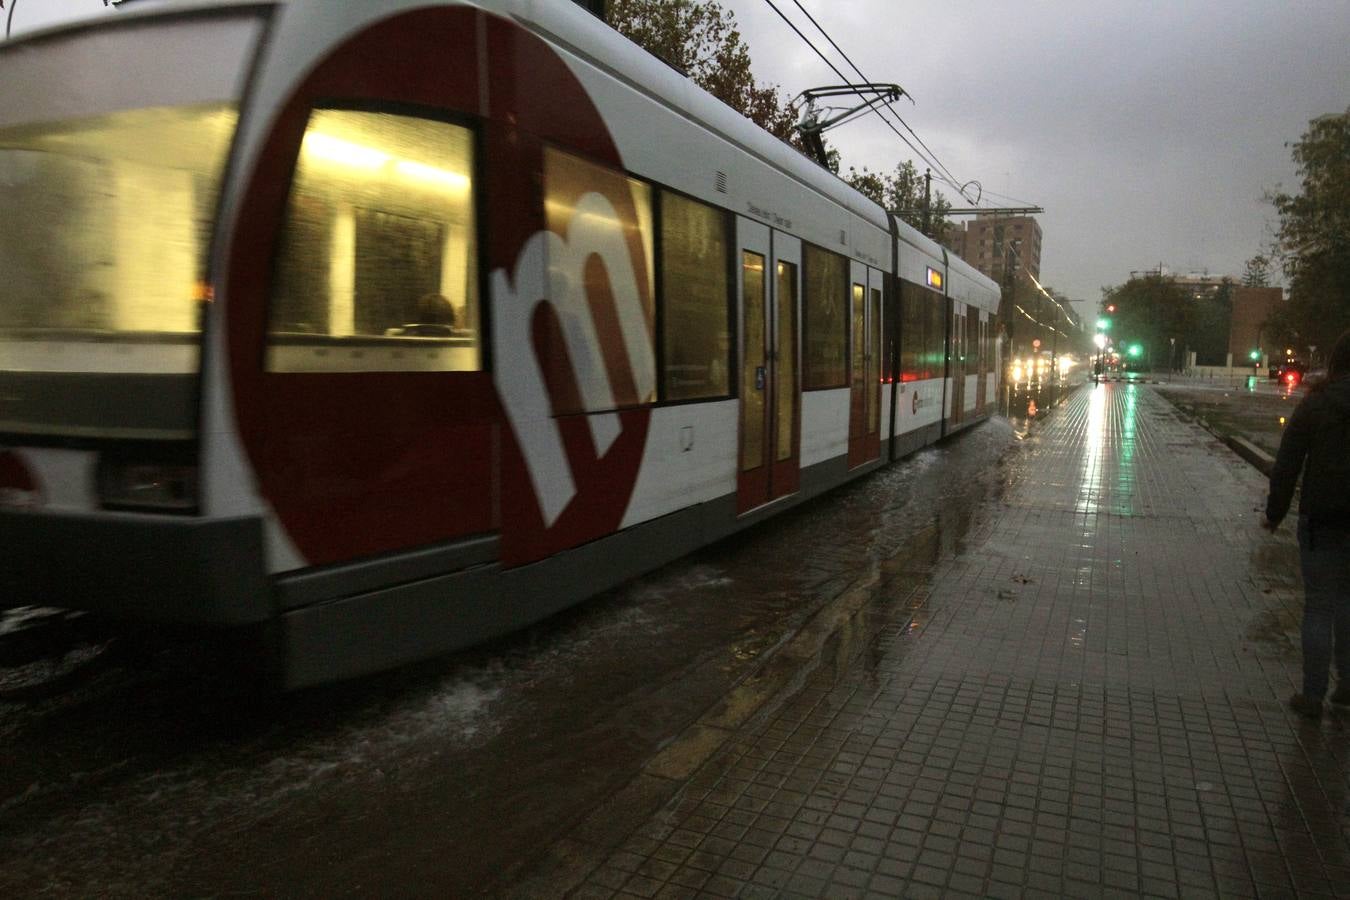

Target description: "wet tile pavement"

left=564, top=383, right=1350, bottom=899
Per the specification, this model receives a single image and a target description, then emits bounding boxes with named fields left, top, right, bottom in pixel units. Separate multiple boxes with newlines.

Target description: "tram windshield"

left=0, top=11, right=259, bottom=437
left=0, top=104, right=237, bottom=354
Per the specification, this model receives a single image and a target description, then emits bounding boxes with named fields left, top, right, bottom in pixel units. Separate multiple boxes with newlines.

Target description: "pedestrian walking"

left=1264, top=329, right=1350, bottom=718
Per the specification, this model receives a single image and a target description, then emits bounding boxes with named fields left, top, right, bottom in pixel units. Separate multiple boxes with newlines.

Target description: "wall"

left=1227, top=286, right=1284, bottom=361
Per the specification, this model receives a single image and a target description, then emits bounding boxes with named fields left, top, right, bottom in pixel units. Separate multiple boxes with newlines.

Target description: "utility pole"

left=921, top=169, right=932, bottom=237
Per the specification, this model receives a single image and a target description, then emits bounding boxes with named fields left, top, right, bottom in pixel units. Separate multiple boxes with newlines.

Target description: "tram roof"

left=6, top=0, right=999, bottom=305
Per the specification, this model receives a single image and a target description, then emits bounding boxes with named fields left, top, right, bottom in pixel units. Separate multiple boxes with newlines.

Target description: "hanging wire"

left=760, top=0, right=979, bottom=203
left=785, top=0, right=966, bottom=196
left=976, top=186, right=1042, bottom=209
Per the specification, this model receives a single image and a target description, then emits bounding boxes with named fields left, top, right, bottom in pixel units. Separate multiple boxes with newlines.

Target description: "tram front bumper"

left=0, top=509, right=270, bottom=626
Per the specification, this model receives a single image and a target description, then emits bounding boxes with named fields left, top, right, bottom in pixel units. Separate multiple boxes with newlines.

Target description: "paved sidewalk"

left=566, top=383, right=1350, bottom=899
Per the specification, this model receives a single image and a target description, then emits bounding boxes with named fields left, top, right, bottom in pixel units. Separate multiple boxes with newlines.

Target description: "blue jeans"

left=1298, top=519, right=1350, bottom=699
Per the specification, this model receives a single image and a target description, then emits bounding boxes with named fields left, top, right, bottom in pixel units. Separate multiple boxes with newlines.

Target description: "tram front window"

left=0, top=105, right=236, bottom=352
left=0, top=12, right=258, bottom=439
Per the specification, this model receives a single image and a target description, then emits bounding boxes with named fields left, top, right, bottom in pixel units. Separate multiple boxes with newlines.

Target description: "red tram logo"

left=494, top=195, right=654, bottom=529
left=225, top=7, right=653, bottom=568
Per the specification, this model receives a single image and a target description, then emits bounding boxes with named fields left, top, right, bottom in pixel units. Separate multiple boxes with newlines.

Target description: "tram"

left=0, top=0, right=1000, bottom=688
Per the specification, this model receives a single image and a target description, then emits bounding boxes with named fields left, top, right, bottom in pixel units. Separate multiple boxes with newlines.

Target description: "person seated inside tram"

left=386, top=293, right=457, bottom=337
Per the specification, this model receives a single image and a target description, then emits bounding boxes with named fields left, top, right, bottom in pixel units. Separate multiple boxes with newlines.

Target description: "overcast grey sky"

left=728, top=0, right=1350, bottom=316
left=10, top=0, right=1349, bottom=317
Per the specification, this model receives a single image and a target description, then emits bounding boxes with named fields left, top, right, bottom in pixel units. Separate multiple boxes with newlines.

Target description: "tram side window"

left=983, top=317, right=990, bottom=372
left=926, top=290, right=946, bottom=378
left=267, top=109, right=480, bottom=372
left=883, top=276, right=899, bottom=383
left=899, top=281, right=925, bottom=381
left=988, top=314, right=999, bottom=372
left=660, top=191, right=730, bottom=402
left=802, top=244, right=847, bottom=389
left=977, top=317, right=985, bottom=374
left=966, top=308, right=979, bottom=366
left=543, top=147, right=656, bottom=413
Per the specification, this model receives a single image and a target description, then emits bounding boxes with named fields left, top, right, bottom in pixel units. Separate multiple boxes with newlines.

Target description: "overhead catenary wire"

left=976, top=186, right=1042, bottom=210
left=1006, top=240, right=1079, bottom=328
left=759, top=0, right=978, bottom=203
left=756, top=1, right=1072, bottom=309
left=785, top=0, right=966, bottom=196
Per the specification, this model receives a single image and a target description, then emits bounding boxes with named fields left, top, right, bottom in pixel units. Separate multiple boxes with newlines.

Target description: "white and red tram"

left=0, top=0, right=1000, bottom=687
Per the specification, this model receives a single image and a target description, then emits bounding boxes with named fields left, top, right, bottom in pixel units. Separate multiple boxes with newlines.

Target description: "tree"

left=1100, top=275, right=1195, bottom=370
left=1191, top=278, right=1234, bottom=366
left=1241, top=253, right=1272, bottom=288
left=612, top=1, right=943, bottom=217
left=1265, top=108, right=1350, bottom=352
left=609, top=0, right=801, bottom=145
left=844, top=161, right=951, bottom=236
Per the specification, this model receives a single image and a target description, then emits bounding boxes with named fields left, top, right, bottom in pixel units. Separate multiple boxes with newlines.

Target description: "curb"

left=1152, top=390, right=1276, bottom=477
left=1218, top=432, right=1275, bottom=476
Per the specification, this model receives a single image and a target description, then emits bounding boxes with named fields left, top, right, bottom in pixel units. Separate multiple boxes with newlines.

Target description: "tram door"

left=737, top=221, right=801, bottom=514
left=948, top=300, right=966, bottom=427
left=974, top=311, right=988, bottom=412
left=847, top=264, right=883, bottom=467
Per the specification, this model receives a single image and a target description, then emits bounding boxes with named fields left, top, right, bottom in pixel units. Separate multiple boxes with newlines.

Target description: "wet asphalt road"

left=0, top=388, right=1059, bottom=897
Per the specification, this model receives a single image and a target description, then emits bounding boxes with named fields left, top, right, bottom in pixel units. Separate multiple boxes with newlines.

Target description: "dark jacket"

left=1266, top=375, right=1350, bottom=528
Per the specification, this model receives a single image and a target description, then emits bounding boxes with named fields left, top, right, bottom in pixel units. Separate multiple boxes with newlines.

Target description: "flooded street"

left=0, top=390, right=1066, bottom=896
left=559, top=383, right=1344, bottom=899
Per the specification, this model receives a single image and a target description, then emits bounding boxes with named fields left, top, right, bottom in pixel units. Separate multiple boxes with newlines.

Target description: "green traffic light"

left=1096, top=317, right=1111, bottom=331
left=1249, top=349, right=1260, bottom=360
left=1128, top=344, right=1142, bottom=358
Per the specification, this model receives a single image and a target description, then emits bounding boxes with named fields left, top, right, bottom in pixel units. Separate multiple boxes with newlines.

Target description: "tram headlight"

left=97, top=459, right=198, bottom=513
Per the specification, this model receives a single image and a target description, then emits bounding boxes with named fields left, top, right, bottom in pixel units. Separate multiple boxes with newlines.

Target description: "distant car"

left=1276, top=359, right=1307, bottom=386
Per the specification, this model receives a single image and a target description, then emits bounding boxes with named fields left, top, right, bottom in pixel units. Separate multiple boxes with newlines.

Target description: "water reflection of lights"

left=1069, top=616, right=1087, bottom=649
left=1077, top=383, right=1108, bottom=514
left=1117, top=385, right=1137, bottom=514
left=1009, top=354, right=1075, bottom=389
